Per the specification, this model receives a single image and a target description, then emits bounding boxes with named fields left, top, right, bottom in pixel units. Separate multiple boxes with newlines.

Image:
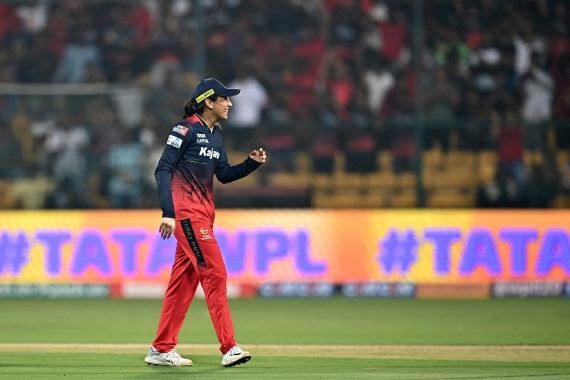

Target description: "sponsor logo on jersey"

left=197, top=133, right=206, bottom=138
left=199, top=146, right=220, bottom=159
left=197, top=138, right=210, bottom=143
left=200, top=227, right=212, bottom=240
left=172, top=125, right=189, bottom=136
left=167, top=135, right=183, bottom=148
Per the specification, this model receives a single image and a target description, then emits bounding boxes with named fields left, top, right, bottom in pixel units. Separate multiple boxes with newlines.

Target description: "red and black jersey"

left=155, top=114, right=260, bottom=220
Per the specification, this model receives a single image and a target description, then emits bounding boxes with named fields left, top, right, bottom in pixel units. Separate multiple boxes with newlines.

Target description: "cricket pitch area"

left=2, top=343, right=570, bottom=362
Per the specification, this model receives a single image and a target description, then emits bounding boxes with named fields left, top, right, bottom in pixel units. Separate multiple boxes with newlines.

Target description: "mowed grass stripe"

left=1, top=344, right=569, bottom=362
left=2, top=299, right=569, bottom=345
left=2, top=353, right=568, bottom=380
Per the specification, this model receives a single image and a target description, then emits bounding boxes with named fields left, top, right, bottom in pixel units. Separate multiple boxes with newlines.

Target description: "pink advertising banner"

left=0, top=210, right=569, bottom=285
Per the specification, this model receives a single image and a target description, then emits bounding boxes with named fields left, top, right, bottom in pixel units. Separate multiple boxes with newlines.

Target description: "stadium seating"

left=255, top=147, right=570, bottom=208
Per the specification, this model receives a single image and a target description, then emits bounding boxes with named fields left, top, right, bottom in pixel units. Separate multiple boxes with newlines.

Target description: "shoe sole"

left=223, top=354, right=252, bottom=367
left=145, top=357, right=174, bottom=366
left=144, top=357, right=192, bottom=366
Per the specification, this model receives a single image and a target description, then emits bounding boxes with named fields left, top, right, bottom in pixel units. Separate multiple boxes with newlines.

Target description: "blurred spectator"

left=113, top=87, right=145, bottom=128
left=328, top=1, right=364, bottom=48
left=0, top=4, right=20, bottom=41
left=100, top=5, right=139, bottom=82
left=425, top=66, right=460, bottom=147
left=343, top=78, right=376, bottom=175
left=283, top=21, right=324, bottom=119
left=0, top=127, right=24, bottom=179
left=350, top=88, right=374, bottom=128
left=363, top=54, right=395, bottom=117
left=0, top=46, right=17, bottom=82
left=389, top=78, right=416, bottom=173
left=494, top=108, right=526, bottom=188
left=228, top=65, right=268, bottom=127
left=54, top=30, right=103, bottom=83
left=524, top=162, right=555, bottom=207
left=264, top=92, right=291, bottom=124
left=15, top=1, right=49, bottom=34
left=225, top=65, right=268, bottom=150
left=18, top=35, right=57, bottom=82
left=513, top=30, right=545, bottom=76
left=554, top=58, right=570, bottom=121
left=44, top=113, right=91, bottom=208
left=148, top=49, right=182, bottom=88
left=106, top=130, right=145, bottom=208
left=314, top=93, right=341, bottom=128
left=84, top=62, right=107, bottom=83
left=521, top=53, right=555, bottom=152
left=377, top=6, right=409, bottom=63
left=554, top=59, right=570, bottom=148
left=476, top=175, right=522, bottom=208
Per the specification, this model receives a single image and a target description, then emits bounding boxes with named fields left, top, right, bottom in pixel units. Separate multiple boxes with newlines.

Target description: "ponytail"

left=183, top=100, right=198, bottom=117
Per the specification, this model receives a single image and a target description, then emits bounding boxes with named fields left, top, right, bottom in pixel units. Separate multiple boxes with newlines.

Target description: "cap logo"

left=195, top=88, right=215, bottom=103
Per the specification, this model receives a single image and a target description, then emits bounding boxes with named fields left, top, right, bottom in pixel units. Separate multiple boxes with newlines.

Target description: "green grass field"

left=0, top=298, right=569, bottom=379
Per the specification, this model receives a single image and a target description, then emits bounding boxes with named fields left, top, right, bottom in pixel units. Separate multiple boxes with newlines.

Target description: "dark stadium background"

left=0, top=0, right=568, bottom=209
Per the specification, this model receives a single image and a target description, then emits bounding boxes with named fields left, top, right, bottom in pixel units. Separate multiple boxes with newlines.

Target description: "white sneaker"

left=144, top=346, right=193, bottom=366
left=221, top=344, right=251, bottom=367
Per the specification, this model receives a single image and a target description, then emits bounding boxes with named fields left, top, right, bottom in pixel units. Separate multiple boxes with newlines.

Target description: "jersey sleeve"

left=154, top=125, right=192, bottom=218
left=215, top=144, right=261, bottom=184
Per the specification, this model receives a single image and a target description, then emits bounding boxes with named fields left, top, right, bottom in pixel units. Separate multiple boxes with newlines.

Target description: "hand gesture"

left=159, top=217, right=176, bottom=240
left=249, top=148, right=267, bottom=164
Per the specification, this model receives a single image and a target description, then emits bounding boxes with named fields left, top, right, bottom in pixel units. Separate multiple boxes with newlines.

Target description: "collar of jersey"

left=195, top=114, right=219, bottom=134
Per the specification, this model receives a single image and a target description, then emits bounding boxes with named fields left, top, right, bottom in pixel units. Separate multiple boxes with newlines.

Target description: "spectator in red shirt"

left=493, top=106, right=526, bottom=188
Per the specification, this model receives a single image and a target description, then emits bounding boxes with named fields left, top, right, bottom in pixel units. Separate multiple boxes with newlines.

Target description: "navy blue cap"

left=191, top=78, right=240, bottom=103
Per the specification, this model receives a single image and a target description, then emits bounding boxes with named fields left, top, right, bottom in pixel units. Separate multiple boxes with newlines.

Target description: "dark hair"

left=183, top=94, right=219, bottom=117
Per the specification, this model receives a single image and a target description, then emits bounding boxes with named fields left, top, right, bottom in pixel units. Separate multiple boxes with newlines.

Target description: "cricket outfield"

left=0, top=298, right=569, bottom=379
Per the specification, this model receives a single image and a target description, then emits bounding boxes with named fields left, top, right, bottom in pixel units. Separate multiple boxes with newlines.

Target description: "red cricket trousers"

left=151, top=217, right=236, bottom=354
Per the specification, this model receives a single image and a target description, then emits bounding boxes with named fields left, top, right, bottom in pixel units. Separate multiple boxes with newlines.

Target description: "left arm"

left=215, top=147, right=267, bottom=184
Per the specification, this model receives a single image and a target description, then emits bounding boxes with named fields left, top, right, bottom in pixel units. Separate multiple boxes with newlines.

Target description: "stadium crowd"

left=0, top=0, right=568, bottom=208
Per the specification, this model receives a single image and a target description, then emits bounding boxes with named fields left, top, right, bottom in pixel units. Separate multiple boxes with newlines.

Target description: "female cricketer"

left=144, top=78, right=267, bottom=367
